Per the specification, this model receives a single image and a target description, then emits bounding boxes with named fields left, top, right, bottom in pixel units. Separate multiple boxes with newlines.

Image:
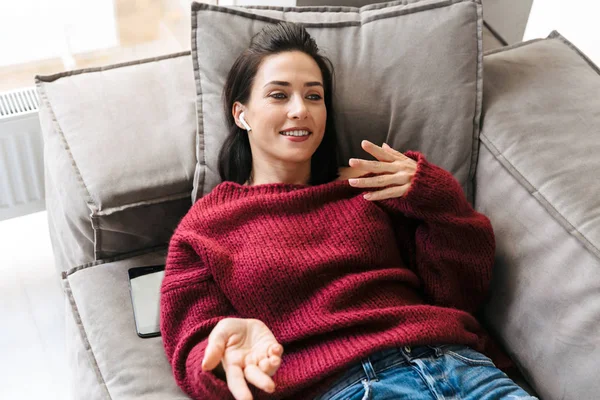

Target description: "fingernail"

left=349, top=179, right=358, bottom=185
left=383, top=142, right=389, bottom=148
left=363, top=194, right=372, bottom=200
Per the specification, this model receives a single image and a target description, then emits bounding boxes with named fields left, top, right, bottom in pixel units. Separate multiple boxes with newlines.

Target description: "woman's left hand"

left=347, top=140, right=417, bottom=201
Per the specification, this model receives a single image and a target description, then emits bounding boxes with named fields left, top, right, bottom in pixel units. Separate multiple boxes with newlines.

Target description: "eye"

left=307, top=94, right=323, bottom=100
left=269, top=93, right=287, bottom=99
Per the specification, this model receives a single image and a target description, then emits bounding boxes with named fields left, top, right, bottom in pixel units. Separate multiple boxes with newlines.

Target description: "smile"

left=279, top=130, right=311, bottom=137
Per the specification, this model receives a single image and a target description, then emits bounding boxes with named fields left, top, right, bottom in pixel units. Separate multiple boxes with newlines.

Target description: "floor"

left=0, top=211, right=69, bottom=399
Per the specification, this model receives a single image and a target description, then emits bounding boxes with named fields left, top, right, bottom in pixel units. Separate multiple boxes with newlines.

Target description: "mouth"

left=279, top=129, right=312, bottom=137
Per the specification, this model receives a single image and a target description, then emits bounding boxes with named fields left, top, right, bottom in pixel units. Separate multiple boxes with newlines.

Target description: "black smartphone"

left=128, top=264, right=165, bottom=338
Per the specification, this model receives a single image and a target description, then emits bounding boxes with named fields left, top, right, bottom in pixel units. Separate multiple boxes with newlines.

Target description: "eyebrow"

left=263, top=80, right=323, bottom=88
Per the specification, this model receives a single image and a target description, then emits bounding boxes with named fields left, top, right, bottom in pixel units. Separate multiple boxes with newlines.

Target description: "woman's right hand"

left=201, top=318, right=284, bottom=400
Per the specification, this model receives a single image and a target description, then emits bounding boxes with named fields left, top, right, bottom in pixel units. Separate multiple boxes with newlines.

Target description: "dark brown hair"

left=217, top=22, right=339, bottom=185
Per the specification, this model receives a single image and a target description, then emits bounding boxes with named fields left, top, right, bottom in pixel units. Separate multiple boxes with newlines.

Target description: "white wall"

left=524, top=0, right=600, bottom=65
left=0, top=0, right=118, bottom=69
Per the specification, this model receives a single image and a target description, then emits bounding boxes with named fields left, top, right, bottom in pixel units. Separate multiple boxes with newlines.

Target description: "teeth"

left=280, top=130, right=310, bottom=137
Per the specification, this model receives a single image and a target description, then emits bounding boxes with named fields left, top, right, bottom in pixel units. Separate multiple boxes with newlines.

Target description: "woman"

left=160, top=22, right=536, bottom=400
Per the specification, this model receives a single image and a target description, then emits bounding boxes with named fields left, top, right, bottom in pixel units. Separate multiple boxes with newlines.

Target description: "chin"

left=282, top=151, right=315, bottom=163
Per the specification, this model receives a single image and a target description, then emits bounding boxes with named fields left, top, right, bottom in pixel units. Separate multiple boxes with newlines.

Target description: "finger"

left=349, top=173, right=398, bottom=188
left=202, top=331, right=228, bottom=371
left=383, top=144, right=418, bottom=171
left=361, top=140, right=396, bottom=162
left=268, top=343, right=284, bottom=357
left=381, top=143, right=410, bottom=160
left=245, top=352, right=258, bottom=367
left=225, top=364, right=254, bottom=400
left=349, top=158, right=396, bottom=174
left=364, top=184, right=410, bottom=201
left=244, top=364, right=276, bottom=393
left=259, top=355, right=281, bottom=377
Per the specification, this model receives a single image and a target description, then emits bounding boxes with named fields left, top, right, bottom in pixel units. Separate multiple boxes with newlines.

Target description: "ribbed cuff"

left=384, top=150, right=469, bottom=218
left=186, top=343, right=234, bottom=399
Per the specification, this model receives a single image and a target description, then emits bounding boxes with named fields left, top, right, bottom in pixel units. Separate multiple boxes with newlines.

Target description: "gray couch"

left=35, top=2, right=599, bottom=399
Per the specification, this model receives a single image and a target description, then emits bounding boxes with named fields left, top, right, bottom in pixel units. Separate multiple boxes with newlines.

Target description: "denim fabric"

left=314, top=345, right=538, bottom=400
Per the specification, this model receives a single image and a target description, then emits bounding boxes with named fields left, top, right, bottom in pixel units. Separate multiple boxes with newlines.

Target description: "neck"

left=245, top=160, right=311, bottom=186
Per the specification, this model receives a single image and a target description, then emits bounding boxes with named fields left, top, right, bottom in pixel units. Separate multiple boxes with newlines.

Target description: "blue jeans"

left=314, top=345, right=538, bottom=400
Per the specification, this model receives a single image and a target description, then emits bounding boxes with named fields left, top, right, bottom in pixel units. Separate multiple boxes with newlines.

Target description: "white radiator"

left=0, top=87, right=45, bottom=222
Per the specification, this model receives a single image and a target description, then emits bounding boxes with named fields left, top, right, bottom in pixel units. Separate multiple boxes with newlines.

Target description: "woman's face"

left=236, top=51, right=327, bottom=165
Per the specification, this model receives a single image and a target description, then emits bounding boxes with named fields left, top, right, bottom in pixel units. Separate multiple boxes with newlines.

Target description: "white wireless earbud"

left=239, top=112, right=252, bottom=132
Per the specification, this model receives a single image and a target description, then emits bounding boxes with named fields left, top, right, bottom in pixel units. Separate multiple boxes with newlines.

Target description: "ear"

left=232, top=102, right=246, bottom=130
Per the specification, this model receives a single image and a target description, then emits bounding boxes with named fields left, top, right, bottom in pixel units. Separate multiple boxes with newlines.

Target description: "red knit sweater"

left=160, top=151, right=513, bottom=400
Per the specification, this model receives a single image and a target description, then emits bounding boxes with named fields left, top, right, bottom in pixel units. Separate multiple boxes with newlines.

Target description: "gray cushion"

left=63, top=250, right=190, bottom=399
left=191, top=0, right=485, bottom=204
left=477, top=31, right=600, bottom=400
left=36, top=52, right=196, bottom=271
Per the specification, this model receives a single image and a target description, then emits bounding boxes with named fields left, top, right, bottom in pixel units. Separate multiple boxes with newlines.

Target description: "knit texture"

left=160, top=151, right=514, bottom=400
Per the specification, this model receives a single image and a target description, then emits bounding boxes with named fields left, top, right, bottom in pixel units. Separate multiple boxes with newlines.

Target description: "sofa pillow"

left=190, top=0, right=484, bottom=204
left=36, top=51, right=196, bottom=271
left=477, top=31, right=600, bottom=400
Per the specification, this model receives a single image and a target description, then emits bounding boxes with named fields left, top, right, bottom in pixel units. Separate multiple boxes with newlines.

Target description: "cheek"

left=316, top=106, right=327, bottom=130
left=256, top=107, right=284, bottom=130
left=268, top=103, right=289, bottom=118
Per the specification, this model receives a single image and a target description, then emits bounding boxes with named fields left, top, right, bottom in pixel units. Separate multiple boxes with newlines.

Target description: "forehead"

left=255, top=51, right=323, bottom=86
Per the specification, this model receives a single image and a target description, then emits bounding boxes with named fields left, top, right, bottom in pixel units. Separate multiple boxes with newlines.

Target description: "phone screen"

left=128, top=265, right=165, bottom=338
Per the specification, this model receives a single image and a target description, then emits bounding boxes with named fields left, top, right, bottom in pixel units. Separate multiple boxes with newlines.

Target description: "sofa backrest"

left=477, top=31, right=600, bottom=400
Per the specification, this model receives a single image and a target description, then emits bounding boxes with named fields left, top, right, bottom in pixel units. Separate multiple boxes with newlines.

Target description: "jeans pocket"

left=441, top=345, right=496, bottom=367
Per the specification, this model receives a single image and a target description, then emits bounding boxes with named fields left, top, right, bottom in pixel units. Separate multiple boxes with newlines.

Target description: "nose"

left=287, top=95, right=308, bottom=120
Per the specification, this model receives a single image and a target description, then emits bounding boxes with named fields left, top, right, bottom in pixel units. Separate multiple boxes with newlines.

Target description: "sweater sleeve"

left=160, top=229, right=237, bottom=400
left=377, top=151, right=495, bottom=315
